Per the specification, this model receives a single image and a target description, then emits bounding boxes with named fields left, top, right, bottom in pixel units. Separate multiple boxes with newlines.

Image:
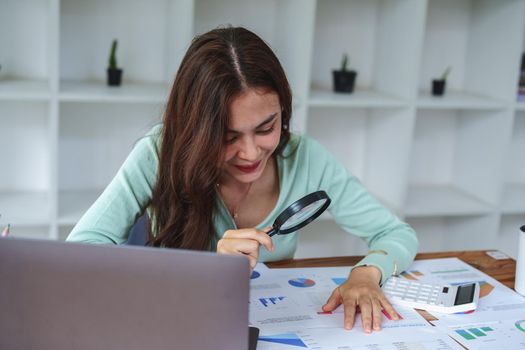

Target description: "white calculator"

left=382, top=277, right=480, bottom=314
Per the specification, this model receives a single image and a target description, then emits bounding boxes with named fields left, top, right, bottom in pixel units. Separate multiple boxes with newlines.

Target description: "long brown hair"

left=149, top=27, right=292, bottom=249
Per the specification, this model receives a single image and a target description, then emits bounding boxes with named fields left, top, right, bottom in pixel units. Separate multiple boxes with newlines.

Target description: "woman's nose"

left=238, top=136, right=259, bottom=160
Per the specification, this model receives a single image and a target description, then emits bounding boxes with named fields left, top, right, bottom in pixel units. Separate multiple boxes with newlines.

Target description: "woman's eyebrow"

left=256, top=113, right=278, bottom=128
left=227, top=112, right=278, bottom=133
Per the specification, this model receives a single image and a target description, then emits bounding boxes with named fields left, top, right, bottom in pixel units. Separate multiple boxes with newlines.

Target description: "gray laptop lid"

left=0, top=238, right=250, bottom=350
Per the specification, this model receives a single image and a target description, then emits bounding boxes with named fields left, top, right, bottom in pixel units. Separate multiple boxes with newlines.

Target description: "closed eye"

left=226, top=134, right=239, bottom=144
left=257, top=123, right=275, bottom=135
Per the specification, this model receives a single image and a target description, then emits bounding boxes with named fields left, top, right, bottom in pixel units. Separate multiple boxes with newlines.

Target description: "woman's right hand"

left=217, top=228, right=274, bottom=269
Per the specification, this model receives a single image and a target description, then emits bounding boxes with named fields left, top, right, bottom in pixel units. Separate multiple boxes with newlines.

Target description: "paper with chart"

left=432, top=318, right=525, bottom=349
left=256, top=324, right=464, bottom=350
left=374, top=258, right=525, bottom=349
left=250, top=265, right=428, bottom=330
left=249, top=263, right=463, bottom=349
left=397, top=258, right=525, bottom=317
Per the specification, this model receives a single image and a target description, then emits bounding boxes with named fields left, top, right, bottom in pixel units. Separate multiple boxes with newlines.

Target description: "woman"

left=67, top=26, right=418, bottom=333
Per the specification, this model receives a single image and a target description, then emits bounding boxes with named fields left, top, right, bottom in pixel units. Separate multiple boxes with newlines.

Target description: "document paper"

left=250, top=263, right=464, bottom=349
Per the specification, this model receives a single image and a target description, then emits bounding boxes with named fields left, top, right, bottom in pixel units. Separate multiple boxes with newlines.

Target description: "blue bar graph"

left=259, top=296, right=286, bottom=307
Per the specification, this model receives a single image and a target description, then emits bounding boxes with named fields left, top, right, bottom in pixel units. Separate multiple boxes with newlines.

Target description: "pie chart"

left=288, top=278, right=316, bottom=288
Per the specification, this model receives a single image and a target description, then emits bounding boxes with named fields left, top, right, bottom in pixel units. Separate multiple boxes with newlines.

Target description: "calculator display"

left=454, top=283, right=475, bottom=305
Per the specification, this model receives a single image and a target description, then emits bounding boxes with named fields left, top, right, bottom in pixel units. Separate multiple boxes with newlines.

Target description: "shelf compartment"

left=310, top=0, right=425, bottom=100
left=0, top=79, right=51, bottom=101
left=408, top=109, right=511, bottom=208
left=419, top=0, right=524, bottom=102
left=501, top=184, right=525, bottom=215
left=0, top=0, right=52, bottom=83
left=407, top=214, right=499, bottom=251
left=404, top=185, right=492, bottom=217
left=308, top=88, right=406, bottom=108
left=58, top=189, right=103, bottom=225
left=58, top=103, right=161, bottom=191
left=60, top=0, right=184, bottom=85
left=59, top=81, right=170, bottom=103
left=416, top=90, right=507, bottom=110
left=0, top=101, right=51, bottom=193
left=307, top=107, right=412, bottom=209
left=0, top=191, right=51, bottom=226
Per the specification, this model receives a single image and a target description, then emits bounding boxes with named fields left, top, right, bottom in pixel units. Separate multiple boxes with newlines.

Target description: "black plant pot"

left=432, top=79, right=446, bottom=96
left=107, top=68, right=123, bottom=86
left=333, top=70, right=357, bottom=93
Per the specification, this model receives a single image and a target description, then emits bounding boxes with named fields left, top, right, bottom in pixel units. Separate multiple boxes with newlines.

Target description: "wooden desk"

left=266, top=250, right=517, bottom=289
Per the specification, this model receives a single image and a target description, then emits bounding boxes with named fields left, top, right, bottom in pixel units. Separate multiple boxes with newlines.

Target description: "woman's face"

left=221, top=88, right=282, bottom=184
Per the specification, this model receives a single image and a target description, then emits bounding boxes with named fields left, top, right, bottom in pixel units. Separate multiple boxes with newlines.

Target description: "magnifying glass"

left=267, top=190, right=331, bottom=237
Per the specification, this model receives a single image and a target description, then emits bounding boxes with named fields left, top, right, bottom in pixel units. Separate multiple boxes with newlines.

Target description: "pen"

left=1, top=224, right=10, bottom=237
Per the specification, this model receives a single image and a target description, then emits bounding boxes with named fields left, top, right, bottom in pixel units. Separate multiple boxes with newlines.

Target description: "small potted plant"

left=107, top=39, right=123, bottom=86
left=333, top=53, right=357, bottom=93
left=432, top=66, right=451, bottom=96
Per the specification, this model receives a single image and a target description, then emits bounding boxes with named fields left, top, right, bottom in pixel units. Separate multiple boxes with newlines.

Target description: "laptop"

left=0, top=238, right=254, bottom=350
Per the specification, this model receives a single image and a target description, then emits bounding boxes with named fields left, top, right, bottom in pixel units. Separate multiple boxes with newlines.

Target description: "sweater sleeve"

left=303, top=137, right=418, bottom=285
left=66, top=128, right=160, bottom=244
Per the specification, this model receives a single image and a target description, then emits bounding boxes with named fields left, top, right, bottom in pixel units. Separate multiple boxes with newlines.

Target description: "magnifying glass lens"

left=280, top=200, right=327, bottom=230
left=267, top=191, right=331, bottom=237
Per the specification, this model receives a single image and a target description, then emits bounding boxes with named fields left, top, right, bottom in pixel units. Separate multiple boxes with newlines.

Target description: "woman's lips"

left=235, top=161, right=261, bottom=173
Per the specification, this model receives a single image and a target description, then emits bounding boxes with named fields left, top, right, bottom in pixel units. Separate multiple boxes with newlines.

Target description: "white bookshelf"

left=2, top=0, right=525, bottom=259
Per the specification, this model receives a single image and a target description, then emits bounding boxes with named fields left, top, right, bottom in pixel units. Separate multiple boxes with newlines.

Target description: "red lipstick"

left=235, top=161, right=261, bottom=173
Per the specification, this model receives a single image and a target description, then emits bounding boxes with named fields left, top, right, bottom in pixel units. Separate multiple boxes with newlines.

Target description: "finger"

left=218, top=239, right=260, bottom=268
left=322, top=287, right=342, bottom=312
left=221, top=238, right=260, bottom=256
left=223, top=229, right=274, bottom=252
left=247, top=256, right=257, bottom=269
left=261, top=227, right=275, bottom=251
left=342, top=296, right=357, bottom=330
left=358, top=297, right=373, bottom=333
left=380, top=297, right=399, bottom=321
left=371, top=299, right=383, bottom=331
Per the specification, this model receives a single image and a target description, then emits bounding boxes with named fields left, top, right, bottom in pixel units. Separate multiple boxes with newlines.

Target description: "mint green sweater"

left=67, top=125, right=418, bottom=284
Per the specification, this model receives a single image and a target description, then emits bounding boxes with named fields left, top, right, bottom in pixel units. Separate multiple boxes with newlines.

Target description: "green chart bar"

left=455, top=329, right=475, bottom=340
left=468, top=328, right=487, bottom=337
left=481, top=327, right=494, bottom=332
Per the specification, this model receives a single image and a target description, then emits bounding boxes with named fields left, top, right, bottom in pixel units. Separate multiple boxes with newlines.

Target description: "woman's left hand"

left=321, top=265, right=399, bottom=333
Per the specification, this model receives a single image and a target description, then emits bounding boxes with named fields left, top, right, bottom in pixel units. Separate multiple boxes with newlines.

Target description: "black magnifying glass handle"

left=266, top=227, right=277, bottom=237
